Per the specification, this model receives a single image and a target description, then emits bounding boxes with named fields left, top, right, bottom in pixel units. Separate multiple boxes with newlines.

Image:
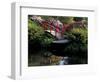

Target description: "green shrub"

left=28, top=19, right=54, bottom=49
left=64, top=28, right=87, bottom=58
left=73, top=17, right=83, bottom=22
left=28, top=19, right=44, bottom=42
left=40, top=33, right=54, bottom=46
left=58, top=17, right=73, bottom=24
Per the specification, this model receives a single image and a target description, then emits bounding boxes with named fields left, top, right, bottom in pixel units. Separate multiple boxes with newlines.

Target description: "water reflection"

left=28, top=51, right=87, bottom=66
left=59, top=57, right=69, bottom=65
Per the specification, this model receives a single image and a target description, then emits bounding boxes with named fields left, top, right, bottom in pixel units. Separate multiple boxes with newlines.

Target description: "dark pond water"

left=28, top=50, right=87, bottom=66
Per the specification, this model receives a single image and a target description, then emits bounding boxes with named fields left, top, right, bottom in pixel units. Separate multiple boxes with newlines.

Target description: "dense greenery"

left=28, top=15, right=88, bottom=65
left=28, top=16, right=87, bottom=57
left=64, top=27, right=87, bottom=58
left=28, top=19, right=44, bottom=42
left=58, top=17, right=73, bottom=24
left=73, top=17, right=83, bottom=21
left=28, top=19, right=54, bottom=53
left=41, top=16, right=73, bottom=24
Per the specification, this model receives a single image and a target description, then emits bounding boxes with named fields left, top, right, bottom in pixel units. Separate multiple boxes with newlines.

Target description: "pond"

left=28, top=50, right=87, bottom=66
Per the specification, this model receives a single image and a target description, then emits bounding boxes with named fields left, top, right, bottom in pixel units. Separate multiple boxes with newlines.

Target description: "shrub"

left=64, top=27, right=87, bottom=58
left=41, top=33, right=54, bottom=46
left=28, top=18, right=54, bottom=53
left=73, top=17, right=83, bottom=22
left=58, top=17, right=73, bottom=24
left=28, top=19, right=44, bottom=42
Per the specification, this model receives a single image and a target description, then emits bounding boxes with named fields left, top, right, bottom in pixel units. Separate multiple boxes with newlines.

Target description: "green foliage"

left=28, top=16, right=88, bottom=59
left=40, top=16, right=73, bottom=24
left=73, top=17, right=83, bottom=21
left=64, top=27, right=87, bottom=58
left=28, top=19, right=44, bottom=42
left=55, top=16, right=73, bottom=24
left=65, top=28, right=87, bottom=43
left=40, top=33, right=54, bottom=46
left=41, top=36, right=54, bottom=46
left=28, top=18, right=54, bottom=48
